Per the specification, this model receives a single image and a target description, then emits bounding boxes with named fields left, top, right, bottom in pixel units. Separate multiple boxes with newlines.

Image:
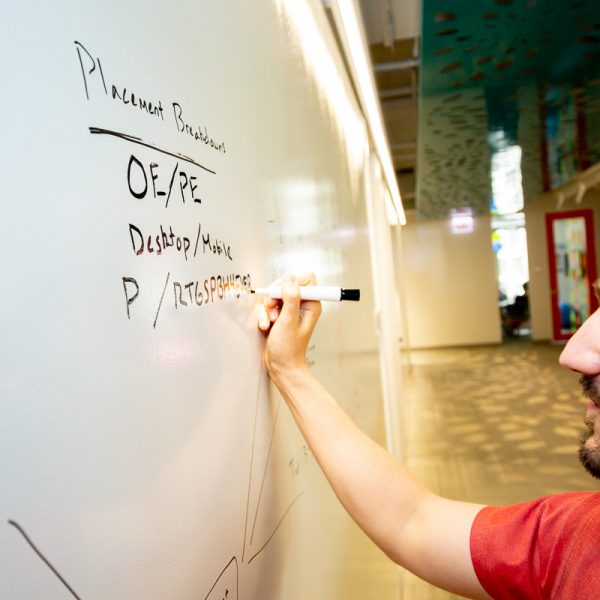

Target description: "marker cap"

left=340, top=289, right=360, bottom=301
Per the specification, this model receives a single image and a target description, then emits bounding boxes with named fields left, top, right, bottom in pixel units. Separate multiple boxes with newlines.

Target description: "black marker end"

left=341, top=289, right=360, bottom=301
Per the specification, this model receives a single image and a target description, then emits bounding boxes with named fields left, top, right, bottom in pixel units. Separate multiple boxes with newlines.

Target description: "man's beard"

left=578, top=375, right=600, bottom=479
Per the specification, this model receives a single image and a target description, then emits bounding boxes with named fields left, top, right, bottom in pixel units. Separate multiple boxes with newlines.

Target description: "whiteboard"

left=1, top=1, right=397, bottom=598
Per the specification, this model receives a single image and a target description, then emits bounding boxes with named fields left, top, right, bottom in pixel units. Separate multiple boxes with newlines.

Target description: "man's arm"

left=258, top=273, right=491, bottom=600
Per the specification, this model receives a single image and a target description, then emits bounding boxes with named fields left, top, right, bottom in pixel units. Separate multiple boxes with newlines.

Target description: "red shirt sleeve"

left=470, top=492, right=600, bottom=600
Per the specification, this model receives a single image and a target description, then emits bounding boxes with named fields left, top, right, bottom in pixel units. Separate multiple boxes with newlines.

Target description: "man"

left=257, top=273, right=600, bottom=599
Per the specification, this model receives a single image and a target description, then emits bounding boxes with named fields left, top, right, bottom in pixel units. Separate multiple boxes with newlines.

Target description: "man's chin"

left=578, top=434, right=600, bottom=479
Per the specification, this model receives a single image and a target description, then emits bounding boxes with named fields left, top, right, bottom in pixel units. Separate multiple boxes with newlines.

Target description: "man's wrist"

left=269, top=363, right=311, bottom=393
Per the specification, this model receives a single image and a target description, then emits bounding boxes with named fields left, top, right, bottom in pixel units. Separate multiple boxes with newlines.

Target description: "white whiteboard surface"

left=1, top=1, right=398, bottom=598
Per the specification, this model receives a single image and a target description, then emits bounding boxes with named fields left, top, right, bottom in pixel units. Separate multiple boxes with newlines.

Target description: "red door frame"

left=546, top=209, right=598, bottom=341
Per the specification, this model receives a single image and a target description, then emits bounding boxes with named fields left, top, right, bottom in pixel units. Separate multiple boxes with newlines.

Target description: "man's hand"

left=257, top=272, right=322, bottom=381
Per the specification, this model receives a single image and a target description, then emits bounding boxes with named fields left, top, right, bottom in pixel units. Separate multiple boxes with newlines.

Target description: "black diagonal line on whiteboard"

left=153, top=272, right=171, bottom=329
left=8, top=520, right=82, bottom=600
left=202, top=556, right=238, bottom=600
left=193, top=223, right=202, bottom=258
left=242, top=358, right=265, bottom=563
left=249, top=394, right=282, bottom=545
left=247, top=492, right=304, bottom=565
left=89, top=127, right=216, bottom=174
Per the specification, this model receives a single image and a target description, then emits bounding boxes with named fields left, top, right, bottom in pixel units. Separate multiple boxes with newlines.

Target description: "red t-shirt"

left=470, top=491, right=600, bottom=599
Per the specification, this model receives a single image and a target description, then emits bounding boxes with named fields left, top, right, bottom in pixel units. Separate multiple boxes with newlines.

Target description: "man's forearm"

left=259, top=277, right=488, bottom=599
left=271, top=366, right=433, bottom=564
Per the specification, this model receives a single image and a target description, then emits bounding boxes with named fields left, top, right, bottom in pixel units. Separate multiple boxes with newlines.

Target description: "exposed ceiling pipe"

left=547, top=162, right=600, bottom=207
left=379, top=0, right=396, bottom=48
left=574, top=182, right=586, bottom=204
left=410, top=64, right=418, bottom=121
left=379, top=85, right=413, bottom=99
left=373, top=58, right=419, bottom=72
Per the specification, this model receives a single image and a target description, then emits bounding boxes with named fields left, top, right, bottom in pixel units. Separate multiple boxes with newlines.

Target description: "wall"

left=401, top=214, right=502, bottom=348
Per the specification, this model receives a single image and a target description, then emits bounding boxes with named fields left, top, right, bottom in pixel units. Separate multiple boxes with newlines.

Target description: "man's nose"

left=559, top=312, right=600, bottom=376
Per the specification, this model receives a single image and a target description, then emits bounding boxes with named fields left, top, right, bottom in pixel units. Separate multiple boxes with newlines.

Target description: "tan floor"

left=400, top=340, right=599, bottom=599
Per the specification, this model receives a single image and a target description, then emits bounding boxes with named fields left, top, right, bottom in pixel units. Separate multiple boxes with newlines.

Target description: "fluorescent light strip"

left=332, top=0, right=406, bottom=225
left=274, top=0, right=367, bottom=179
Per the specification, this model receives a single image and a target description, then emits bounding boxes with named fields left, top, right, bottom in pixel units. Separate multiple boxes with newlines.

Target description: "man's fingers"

left=259, top=272, right=321, bottom=331
left=296, top=271, right=318, bottom=287
left=265, top=297, right=279, bottom=309
left=258, top=305, right=271, bottom=331
left=299, top=299, right=321, bottom=335
left=279, top=276, right=301, bottom=326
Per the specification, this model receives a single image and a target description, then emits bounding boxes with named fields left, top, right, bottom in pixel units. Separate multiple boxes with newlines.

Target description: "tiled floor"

left=400, top=340, right=598, bottom=599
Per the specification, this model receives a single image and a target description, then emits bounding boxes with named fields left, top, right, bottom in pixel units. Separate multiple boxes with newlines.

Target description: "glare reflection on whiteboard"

left=272, top=247, right=343, bottom=282
left=273, top=0, right=366, bottom=176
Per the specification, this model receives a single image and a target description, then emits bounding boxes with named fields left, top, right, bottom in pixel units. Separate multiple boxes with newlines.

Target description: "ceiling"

left=357, top=0, right=421, bottom=211
left=357, top=0, right=600, bottom=220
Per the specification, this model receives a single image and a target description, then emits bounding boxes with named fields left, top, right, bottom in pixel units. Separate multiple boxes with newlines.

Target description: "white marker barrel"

left=254, top=286, right=360, bottom=302
left=254, top=286, right=341, bottom=301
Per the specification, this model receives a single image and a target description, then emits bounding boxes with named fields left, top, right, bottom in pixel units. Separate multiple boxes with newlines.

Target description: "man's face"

left=560, top=303, right=600, bottom=478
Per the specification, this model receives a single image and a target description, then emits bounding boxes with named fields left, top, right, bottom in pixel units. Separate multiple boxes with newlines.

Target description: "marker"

left=251, top=286, right=360, bottom=302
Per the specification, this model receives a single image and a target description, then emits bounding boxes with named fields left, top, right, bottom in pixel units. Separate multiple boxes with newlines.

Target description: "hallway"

left=401, top=341, right=598, bottom=598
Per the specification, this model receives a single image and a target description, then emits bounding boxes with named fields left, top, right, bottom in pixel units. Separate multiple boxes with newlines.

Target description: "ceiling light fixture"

left=329, top=0, right=406, bottom=225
